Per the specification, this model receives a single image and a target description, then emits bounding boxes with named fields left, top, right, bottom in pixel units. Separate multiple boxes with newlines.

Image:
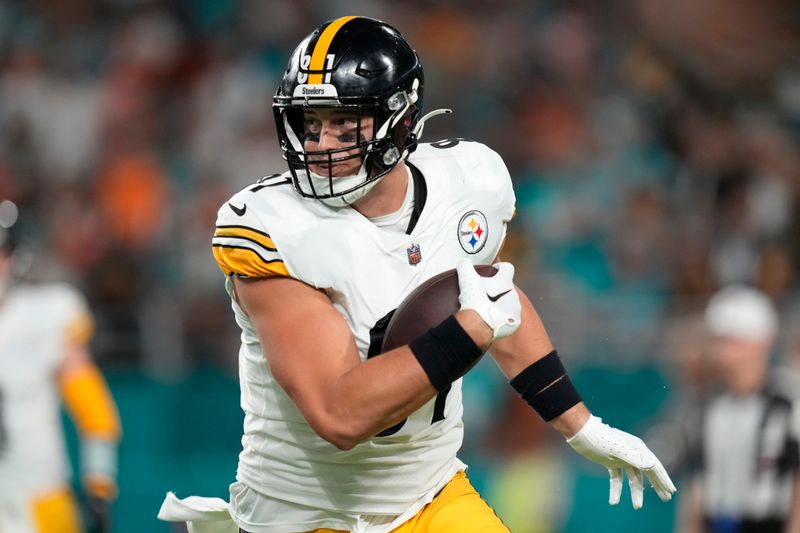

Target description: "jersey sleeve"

left=477, top=144, right=516, bottom=261
left=212, top=192, right=290, bottom=278
left=47, top=284, right=95, bottom=345
left=483, top=145, right=516, bottom=223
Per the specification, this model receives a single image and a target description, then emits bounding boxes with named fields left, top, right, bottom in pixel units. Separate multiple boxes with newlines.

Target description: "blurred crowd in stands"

left=1, top=1, right=799, bottom=530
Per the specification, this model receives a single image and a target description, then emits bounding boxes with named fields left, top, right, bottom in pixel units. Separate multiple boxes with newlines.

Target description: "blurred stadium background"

left=2, top=0, right=800, bottom=531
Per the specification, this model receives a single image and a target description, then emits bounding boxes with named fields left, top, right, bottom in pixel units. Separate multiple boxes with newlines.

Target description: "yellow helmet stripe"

left=214, top=225, right=277, bottom=251
left=308, top=16, right=357, bottom=84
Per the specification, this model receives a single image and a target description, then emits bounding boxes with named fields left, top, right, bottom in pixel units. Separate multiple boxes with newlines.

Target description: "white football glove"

left=456, top=259, right=522, bottom=342
left=567, top=415, right=677, bottom=509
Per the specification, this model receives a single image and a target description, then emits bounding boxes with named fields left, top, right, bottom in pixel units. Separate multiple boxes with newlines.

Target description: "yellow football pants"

left=31, top=487, right=82, bottom=533
left=0, top=486, right=82, bottom=533
left=311, top=471, right=509, bottom=533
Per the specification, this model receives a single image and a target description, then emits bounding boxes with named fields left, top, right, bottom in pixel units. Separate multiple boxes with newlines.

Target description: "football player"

left=161, top=16, right=675, bottom=532
left=0, top=201, right=121, bottom=533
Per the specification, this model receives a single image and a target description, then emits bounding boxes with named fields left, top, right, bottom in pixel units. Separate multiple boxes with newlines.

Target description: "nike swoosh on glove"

left=566, top=415, right=677, bottom=509
left=456, top=259, right=522, bottom=342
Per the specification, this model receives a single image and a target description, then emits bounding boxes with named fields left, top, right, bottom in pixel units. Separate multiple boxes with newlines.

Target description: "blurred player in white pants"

left=0, top=201, right=122, bottom=533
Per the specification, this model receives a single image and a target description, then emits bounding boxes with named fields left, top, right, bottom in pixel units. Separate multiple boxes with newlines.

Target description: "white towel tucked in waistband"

left=158, top=492, right=238, bottom=533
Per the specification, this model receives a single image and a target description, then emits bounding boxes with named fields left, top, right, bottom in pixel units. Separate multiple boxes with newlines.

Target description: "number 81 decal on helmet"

left=297, top=54, right=336, bottom=84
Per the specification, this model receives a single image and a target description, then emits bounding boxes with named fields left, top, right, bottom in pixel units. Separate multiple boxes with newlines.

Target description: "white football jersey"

left=0, top=283, right=93, bottom=497
left=213, top=140, right=515, bottom=516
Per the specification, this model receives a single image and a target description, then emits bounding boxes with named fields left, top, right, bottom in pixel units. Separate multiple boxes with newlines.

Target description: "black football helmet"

left=273, top=16, right=447, bottom=206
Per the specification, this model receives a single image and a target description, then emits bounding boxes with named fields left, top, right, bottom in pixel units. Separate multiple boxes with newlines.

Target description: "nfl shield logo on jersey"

left=407, top=243, right=422, bottom=265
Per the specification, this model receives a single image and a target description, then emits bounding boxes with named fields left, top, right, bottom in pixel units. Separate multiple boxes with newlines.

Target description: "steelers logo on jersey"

left=457, top=210, right=489, bottom=254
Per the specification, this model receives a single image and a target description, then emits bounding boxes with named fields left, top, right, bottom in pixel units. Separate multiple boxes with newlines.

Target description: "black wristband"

left=409, top=315, right=483, bottom=392
left=509, top=350, right=566, bottom=397
left=510, top=350, right=582, bottom=422
left=528, top=375, right=582, bottom=421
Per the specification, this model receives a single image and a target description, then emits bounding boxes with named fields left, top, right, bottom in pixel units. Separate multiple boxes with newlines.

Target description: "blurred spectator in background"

left=481, top=392, right=569, bottom=533
left=0, top=201, right=122, bottom=533
left=646, top=313, right=713, bottom=487
left=0, top=0, right=798, bottom=376
left=680, top=286, right=800, bottom=533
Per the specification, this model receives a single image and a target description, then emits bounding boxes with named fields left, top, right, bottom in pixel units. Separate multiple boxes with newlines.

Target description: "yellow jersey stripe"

left=212, top=245, right=290, bottom=277
left=214, top=225, right=277, bottom=251
left=308, top=16, right=357, bottom=84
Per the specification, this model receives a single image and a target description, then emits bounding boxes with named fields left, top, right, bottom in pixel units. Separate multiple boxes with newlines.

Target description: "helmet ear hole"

left=382, top=147, right=400, bottom=166
left=387, top=91, right=409, bottom=111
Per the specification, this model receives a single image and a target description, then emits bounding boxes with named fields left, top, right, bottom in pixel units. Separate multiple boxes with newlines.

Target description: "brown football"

left=381, top=264, right=498, bottom=352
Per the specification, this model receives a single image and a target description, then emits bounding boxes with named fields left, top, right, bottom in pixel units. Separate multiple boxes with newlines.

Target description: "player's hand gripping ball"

left=382, top=260, right=521, bottom=352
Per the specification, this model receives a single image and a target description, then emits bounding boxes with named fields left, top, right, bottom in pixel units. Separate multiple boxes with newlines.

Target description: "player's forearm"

left=265, top=330, right=435, bottom=449
left=317, top=347, right=438, bottom=449
left=549, top=402, right=591, bottom=438
left=487, top=289, right=554, bottom=377
left=313, top=310, right=491, bottom=449
left=488, top=290, right=588, bottom=433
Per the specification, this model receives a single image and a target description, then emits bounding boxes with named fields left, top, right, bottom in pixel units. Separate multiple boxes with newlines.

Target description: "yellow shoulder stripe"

left=212, top=245, right=289, bottom=278
left=214, top=225, right=277, bottom=251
